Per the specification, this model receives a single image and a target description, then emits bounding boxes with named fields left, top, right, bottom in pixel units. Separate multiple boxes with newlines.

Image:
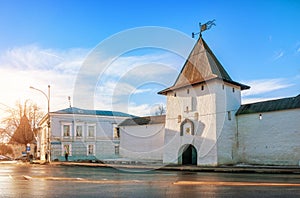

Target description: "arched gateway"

left=179, top=144, right=197, bottom=165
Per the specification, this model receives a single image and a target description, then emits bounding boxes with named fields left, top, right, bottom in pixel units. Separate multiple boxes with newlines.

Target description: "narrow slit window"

left=201, top=85, right=204, bottom=90
left=232, top=88, right=235, bottom=92
left=187, top=89, right=189, bottom=94
left=178, top=115, right=181, bottom=123
left=227, top=111, right=232, bottom=121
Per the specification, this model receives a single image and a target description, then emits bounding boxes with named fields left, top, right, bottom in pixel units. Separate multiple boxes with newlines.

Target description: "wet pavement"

left=1, top=163, right=300, bottom=197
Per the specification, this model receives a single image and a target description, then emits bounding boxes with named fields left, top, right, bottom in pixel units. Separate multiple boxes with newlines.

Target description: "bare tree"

left=1, top=100, right=44, bottom=145
left=155, top=104, right=166, bottom=116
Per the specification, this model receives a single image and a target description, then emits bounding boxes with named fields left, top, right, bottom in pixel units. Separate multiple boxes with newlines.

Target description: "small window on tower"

left=194, top=112, right=199, bottom=120
left=232, top=88, right=235, bottom=93
left=187, top=89, right=189, bottom=94
left=201, top=85, right=204, bottom=90
left=222, top=84, right=225, bottom=90
left=178, top=115, right=182, bottom=123
left=227, top=111, right=232, bottom=121
left=174, top=92, right=177, bottom=97
left=185, top=106, right=189, bottom=112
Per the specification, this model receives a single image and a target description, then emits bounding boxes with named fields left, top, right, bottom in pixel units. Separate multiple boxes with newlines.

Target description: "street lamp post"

left=30, top=85, right=51, bottom=163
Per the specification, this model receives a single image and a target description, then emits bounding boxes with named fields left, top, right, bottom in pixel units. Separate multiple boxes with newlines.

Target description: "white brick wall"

left=237, top=109, right=300, bottom=165
left=120, top=124, right=165, bottom=160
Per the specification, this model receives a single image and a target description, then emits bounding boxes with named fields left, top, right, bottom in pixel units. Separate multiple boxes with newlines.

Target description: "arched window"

left=180, top=119, right=194, bottom=136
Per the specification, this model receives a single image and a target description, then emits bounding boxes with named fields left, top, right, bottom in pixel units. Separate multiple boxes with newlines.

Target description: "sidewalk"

left=47, top=161, right=300, bottom=174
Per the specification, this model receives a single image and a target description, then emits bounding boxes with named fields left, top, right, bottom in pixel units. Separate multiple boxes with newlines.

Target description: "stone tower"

left=159, top=37, right=249, bottom=166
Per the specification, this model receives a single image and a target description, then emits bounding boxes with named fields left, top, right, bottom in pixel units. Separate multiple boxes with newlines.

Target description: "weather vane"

left=192, top=19, right=216, bottom=38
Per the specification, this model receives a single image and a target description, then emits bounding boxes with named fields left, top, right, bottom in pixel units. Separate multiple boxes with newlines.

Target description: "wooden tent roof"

left=158, top=37, right=250, bottom=95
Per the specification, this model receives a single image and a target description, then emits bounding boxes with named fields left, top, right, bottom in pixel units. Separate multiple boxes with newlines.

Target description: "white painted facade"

left=119, top=123, right=165, bottom=161
left=38, top=109, right=130, bottom=161
left=37, top=37, right=300, bottom=166
left=163, top=80, right=242, bottom=166
left=237, top=109, right=300, bottom=166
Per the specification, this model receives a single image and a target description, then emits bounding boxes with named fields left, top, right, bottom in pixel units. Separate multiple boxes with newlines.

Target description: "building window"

left=114, top=127, right=120, bottom=139
left=227, top=111, right=232, bottom=121
left=222, top=84, right=225, bottom=90
left=201, top=85, right=204, bottom=90
left=232, top=88, right=235, bottom=92
left=178, top=115, right=182, bottom=123
left=194, top=112, right=199, bottom=120
left=187, top=89, right=189, bottom=94
left=87, top=124, right=96, bottom=137
left=115, top=145, right=119, bottom=155
left=75, top=124, right=83, bottom=137
left=174, top=92, right=177, bottom=97
left=185, top=106, right=189, bottom=112
left=62, top=144, right=72, bottom=156
left=62, top=123, right=72, bottom=137
left=87, top=144, right=95, bottom=155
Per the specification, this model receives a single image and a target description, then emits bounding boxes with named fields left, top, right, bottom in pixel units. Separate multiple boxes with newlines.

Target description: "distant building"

left=38, top=107, right=132, bottom=161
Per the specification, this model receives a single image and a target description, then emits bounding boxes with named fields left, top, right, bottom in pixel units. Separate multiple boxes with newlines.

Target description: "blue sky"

left=0, top=0, right=299, bottom=117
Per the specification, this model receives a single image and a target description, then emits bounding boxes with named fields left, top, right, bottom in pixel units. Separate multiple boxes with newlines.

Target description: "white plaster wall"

left=163, top=82, right=219, bottom=166
left=237, top=109, right=300, bottom=165
left=215, top=82, right=242, bottom=165
left=119, top=124, right=165, bottom=160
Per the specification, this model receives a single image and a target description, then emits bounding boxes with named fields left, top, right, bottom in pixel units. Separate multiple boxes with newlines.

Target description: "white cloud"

left=0, top=44, right=176, bottom=119
left=241, top=78, right=293, bottom=97
left=241, top=96, right=283, bottom=105
left=0, top=45, right=88, bottom=117
left=273, top=50, right=284, bottom=61
left=241, top=78, right=295, bottom=104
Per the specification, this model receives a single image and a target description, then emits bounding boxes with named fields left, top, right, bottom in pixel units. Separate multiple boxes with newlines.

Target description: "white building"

left=38, top=36, right=300, bottom=166
left=119, top=37, right=300, bottom=166
left=38, top=107, right=132, bottom=161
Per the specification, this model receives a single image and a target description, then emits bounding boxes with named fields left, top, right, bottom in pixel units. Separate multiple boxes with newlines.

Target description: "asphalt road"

left=1, top=164, right=300, bottom=197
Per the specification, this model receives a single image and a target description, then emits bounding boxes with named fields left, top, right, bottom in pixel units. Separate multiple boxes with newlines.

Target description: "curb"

left=49, top=162, right=300, bottom=174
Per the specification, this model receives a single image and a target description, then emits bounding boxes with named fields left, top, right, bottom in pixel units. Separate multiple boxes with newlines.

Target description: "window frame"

left=61, top=122, right=72, bottom=138
left=74, top=123, right=84, bottom=139
left=113, top=127, right=120, bottom=139
left=87, top=123, right=96, bottom=138
left=87, top=144, right=95, bottom=156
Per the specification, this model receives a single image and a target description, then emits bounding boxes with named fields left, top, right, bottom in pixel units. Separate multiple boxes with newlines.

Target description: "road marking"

left=174, top=181, right=300, bottom=187
left=22, top=175, right=142, bottom=184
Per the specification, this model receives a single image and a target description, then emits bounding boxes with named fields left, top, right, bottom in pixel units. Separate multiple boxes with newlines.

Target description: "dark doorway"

left=182, top=145, right=197, bottom=165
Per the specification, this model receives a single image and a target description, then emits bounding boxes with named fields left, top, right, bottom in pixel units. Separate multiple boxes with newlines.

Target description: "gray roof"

left=158, top=38, right=250, bottom=95
left=236, top=94, right=300, bottom=115
left=119, top=115, right=166, bottom=126
left=52, top=107, right=134, bottom=117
